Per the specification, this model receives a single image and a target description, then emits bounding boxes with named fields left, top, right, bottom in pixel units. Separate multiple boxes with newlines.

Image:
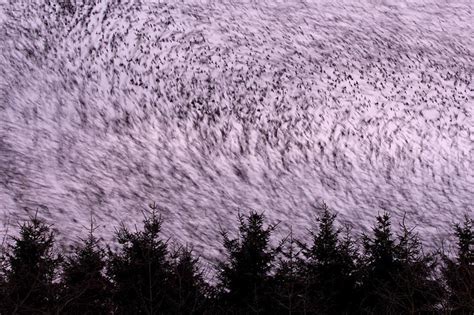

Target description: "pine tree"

left=360, top=212, right=398, bottom=313
left=272, top=228, right=305, bottom=314
left=380, top=215, right=442, bottom=314
left=217, top=211, right=277, bottom=314
left=0, top=214, right=61, bottom=314
left=443, top=215, right=474, bottom=314
left=361, top=212, right=444, bottom=314
left=299, top=203, right=358, bottom=314
left=168, top=245, right=209, bottom=314
left=58, top=220, right=112, bottom=314
left=107, top=203, right=172, bottom=314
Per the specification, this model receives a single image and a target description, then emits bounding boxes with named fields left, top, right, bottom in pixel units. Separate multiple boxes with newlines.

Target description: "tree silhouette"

left=58, top=219, right=112, bottom=314
left=380, top=215, right=442, bottom=314
left=360, top=212, right=398, bottom=313
left=0, top=214, right=61, bottom=314
left=299, top=203, right=359, bottom=314
left=361, top=212, right=445, bottom=314
left=0, top=201, right=470, bottom=314
left=443, top=215, right=474, bottom=314
left=272, top=228, right=305, bottom=314
left=168, top=245, right=209, bottom=314
left=107, top=203, right=172, bottom=314
left=217, top=211, right=277, bottom=314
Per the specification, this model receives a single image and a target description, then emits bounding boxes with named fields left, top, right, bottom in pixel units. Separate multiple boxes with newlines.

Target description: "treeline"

left=0, top=203, right=472, bottom=314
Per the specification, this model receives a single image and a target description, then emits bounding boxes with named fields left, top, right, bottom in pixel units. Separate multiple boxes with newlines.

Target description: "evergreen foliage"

left=58, top=221, right=112, bottom=314
left=168, top=245, right=209, bottom=314
left=443, top=215, right=474, bottom=314
left=0, top=214, right=61, bottom=314
left=272, top=228, right=305, bottom=314
left=107, top=204, right=173, bottom=314
left=217, top=211, right=277, bottom=314
left=299, top=203, right=359, bottom=314
left=360, top=212, right=399, bottom=313
left=0, top=203, right=471, bottom=314
left=361, top=213, right=444, bottom=314
left=386, top=216, right=443, bottom=314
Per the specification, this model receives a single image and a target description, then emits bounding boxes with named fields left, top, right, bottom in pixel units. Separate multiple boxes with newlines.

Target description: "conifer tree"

left=380, top=215, right=442, bottom=314
left=360, top=212, right=398, bottom=313
left=299, top=203, right=358, bottom=314
left=272, top=228, right=305, bottom=314
left=168, top=245, right=209, bottom=314
left=58, top=220, right=112, bottom=314
left=107, top=203, right=172, bottom=314
left=0, top=214, right=61, bottom=314
left=361, top=212, right=444, bottom=314
left=217, top=211, right=277, bottom=314
left=443, top=215, right=474, bottom=314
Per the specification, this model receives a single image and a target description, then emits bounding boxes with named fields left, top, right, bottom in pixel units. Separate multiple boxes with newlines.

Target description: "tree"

left=443, top=215, right=474, bottom=314
left=272, top=228, right=305, bottom=314
left=107, top=203, right=172, bottom=314
left=168, top=245, right=209, bottom=314
left=299, top=203, right=359, bottom=314
left=217, top=211, right=277, bottom=314
left=361, top=212, right=443, bottom=314
left=58, top=220, right=112, bottom=314
left=380, top=215, right=442, bottom=314
left=0, top=214, right=61, bottom=314
left=360, top=212, right=398, bottom=313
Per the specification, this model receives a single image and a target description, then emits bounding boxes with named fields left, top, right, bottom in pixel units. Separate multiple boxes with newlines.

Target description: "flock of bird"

left=0, top=0, right=472, bottom=262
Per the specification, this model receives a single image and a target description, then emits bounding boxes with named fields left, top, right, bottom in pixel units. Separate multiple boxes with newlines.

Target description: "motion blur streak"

left=0, top=0, right=472, bottom=262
